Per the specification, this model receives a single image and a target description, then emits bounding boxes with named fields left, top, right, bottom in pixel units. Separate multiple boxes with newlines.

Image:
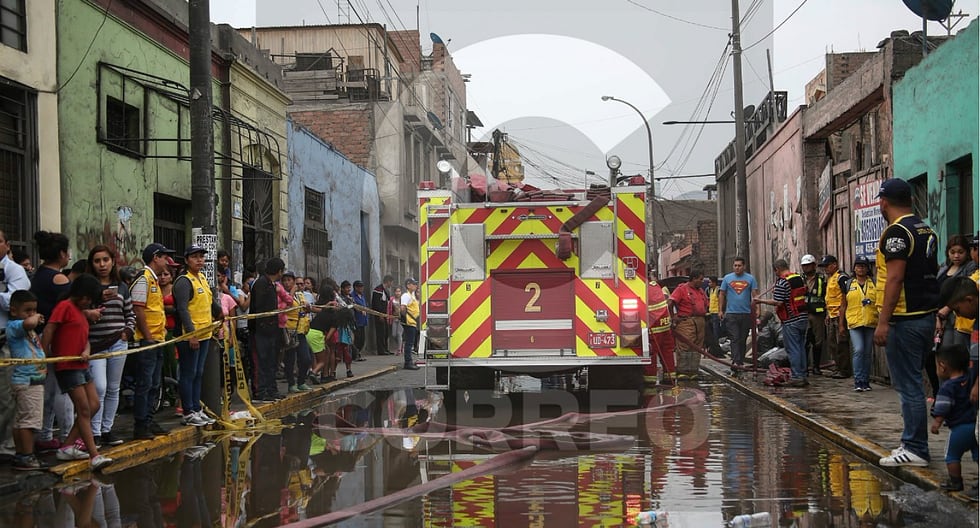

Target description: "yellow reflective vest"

left=181, top=271, right=214, bottom=339
left=135, top=268, right=166, bottom=342
left=844, top=277, right=878, bottom=329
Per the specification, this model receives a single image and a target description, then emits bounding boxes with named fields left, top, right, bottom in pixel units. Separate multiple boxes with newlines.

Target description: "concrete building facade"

left=286, top=120, right=380, bottom=286
left=0, top=0, right=61, bottom=252
left=246, top=24, right=469, bottom=283
left=892, top=19, right=979, bottom=245
left=802, top=31, right=944, bottom=268
left=57, top=0, right=290, bottom=273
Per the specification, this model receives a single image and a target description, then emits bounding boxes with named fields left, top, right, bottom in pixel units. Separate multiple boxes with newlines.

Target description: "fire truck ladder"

left=422, top=202, right=451, bottom=390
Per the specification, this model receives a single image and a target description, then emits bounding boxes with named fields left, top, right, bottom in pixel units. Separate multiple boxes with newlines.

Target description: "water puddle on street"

left=1, top=378, right=976, bottom=527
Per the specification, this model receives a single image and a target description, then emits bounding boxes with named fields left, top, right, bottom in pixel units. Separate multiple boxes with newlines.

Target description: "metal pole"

left=603, top=96, right=657, bottom=268
left=189, top=0, right=220, bottom=412
left=731, top=0, right=751, bottom=271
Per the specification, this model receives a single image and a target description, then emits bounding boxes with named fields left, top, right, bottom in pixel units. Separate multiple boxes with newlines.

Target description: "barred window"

left=0, top=81, right=37, bottom=254
left=0, top=0, right=27, bottom=52
left=153, top=193, right=190, bottom=253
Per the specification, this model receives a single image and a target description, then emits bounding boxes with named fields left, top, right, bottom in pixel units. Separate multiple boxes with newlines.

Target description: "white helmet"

left=800, top=254, right=816, bottom=265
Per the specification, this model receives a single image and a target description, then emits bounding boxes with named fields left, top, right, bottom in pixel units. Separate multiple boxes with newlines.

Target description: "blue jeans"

left=402, top=325, right=418, bottom=367
left=133, top=340, right=163, bottom=427
left=724, top=313, right=752, bottom=365
left=849, top=327, right=874, bottom=385
left=177, top=338, right=211, bottom=414
left=782, top=317, right=809, bottom=380
left=285, top=334, right=311, bottom=386
left=886, top=314, right=933, bottom=460
left=90, top=340, right=128, bottom=434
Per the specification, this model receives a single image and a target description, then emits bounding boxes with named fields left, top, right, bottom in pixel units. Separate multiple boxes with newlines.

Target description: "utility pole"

left=189, top=0, right=219, bottom=412
left=190, top=0, right=215, bottom=241
left=731, top=0, right=751, bottom=271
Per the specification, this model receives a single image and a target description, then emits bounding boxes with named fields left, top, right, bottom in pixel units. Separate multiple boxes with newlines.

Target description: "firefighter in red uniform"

left=647, top=274, right=676, bottom=385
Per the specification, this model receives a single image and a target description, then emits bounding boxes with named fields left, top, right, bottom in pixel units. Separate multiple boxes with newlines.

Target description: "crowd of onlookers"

left=0, top=229, right=422, bottom=473
left=646, top=179, right=978, bottom=497
left=726, top=179, right=978, bottom=496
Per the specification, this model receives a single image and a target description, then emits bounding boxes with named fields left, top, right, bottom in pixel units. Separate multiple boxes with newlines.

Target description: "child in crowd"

left=930, top=344, right=978, bottom=491
left=7, top=290, right=47, bottom=470
left=40, top=274, right=113, bottom=470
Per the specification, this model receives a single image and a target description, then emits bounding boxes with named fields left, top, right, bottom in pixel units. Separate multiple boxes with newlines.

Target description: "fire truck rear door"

left=490, top=270, right=575, bottom=354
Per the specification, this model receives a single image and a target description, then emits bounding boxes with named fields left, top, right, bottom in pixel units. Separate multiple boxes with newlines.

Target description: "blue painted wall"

left=287, top=120, right=381, bottom=285
left=893, top=19, right=979, bottom=244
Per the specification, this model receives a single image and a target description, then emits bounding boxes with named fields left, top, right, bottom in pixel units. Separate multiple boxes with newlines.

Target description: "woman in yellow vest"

left=173, top=245, right=219, bottom=427
left=838, top=255, right=878, bottom=392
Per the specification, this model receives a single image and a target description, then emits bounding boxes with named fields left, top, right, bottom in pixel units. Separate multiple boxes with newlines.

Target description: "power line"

left=55, top=0, right=113, bottom=93
left=624, top=0, right=729, bottom=31
left=384, top=0, right=409, bottom=30
left=740, top=0, right=765, bottom=29
left=743, top=0, right=810, bottom=51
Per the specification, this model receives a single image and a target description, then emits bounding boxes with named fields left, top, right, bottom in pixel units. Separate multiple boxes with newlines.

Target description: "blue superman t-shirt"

left=720, top=272, right=758, bottom=314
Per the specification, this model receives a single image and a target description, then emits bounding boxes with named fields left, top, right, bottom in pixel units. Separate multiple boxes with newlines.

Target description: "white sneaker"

left=879, top=446, right=929, bottom=467
left=195, top=411, right=217, bottom=425
left=56, top=445, right=89, bottom=461
left=182, top=413, right=209, bottom=427
left=90, top=455, right=113, bottom=471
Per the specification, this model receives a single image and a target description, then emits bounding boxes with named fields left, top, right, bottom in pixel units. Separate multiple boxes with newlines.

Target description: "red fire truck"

left=416, top=162, right=651, bottom=391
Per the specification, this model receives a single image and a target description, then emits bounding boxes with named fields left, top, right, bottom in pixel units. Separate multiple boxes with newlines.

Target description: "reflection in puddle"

left=2, top=382, right=976, bottom=527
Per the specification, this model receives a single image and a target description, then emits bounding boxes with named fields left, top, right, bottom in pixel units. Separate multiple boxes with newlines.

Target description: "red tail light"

left=428, top=300, right=448, bottom=314
left=621, top=298, right=641, bottom=336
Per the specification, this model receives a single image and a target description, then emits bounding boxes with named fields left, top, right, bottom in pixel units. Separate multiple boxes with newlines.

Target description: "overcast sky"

left=211, top=0, right=979, bottom=197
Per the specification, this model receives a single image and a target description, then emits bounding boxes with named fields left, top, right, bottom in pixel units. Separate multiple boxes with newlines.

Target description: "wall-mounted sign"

left=853, top=180, right=886, bottom=260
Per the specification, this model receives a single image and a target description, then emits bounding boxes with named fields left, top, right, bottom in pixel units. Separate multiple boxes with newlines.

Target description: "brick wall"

left=697, top=219, right=718, bottom=278
left=389, top=30, right=421, bottom=73
left=290, top=106, right=375, bottom=168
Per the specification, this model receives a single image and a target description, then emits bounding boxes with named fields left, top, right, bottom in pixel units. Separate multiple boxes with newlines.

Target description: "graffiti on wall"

left=769, top=180, right=801, bottom=266
left=926, top=187, right=945, bottom=234
left=75, top=206, right=140, bottom=266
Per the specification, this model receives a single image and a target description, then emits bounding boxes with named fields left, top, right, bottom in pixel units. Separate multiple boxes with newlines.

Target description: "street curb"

left=49, top=364, right=399, bottom=481
left=700, top=362, right=942, bottom=492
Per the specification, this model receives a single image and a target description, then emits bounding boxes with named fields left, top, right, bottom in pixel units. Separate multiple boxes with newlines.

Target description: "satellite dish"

left=436, top=160, right=453, bottom=174
left=430, top=32, right=444, bottom=45
left=902, top=0, right=953, bottom=21
left=743, top=105, right=756, bottom=119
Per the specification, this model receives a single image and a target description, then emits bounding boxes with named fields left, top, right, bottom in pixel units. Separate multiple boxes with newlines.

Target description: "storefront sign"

left=853, top=180, right=886, bottom=259
left=818, top=161, right=833, bottom=226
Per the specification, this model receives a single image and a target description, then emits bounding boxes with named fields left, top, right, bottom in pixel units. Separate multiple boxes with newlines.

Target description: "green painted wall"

left=893, top=18, right=980, bottom=246
left=58, top=0, right=223, bottom=265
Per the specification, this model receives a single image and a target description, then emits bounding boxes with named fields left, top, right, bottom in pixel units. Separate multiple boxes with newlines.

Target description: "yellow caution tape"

left=0, top=305, right=302, bottom=367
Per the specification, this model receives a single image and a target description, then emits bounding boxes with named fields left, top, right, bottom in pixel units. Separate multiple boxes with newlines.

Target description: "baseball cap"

left=184, top=244, right=206, bottom=257
left=405, top=277, right=418, bottom=285
left=818, top=255, right=837, bottom=267
left=800, top=254, right=816, bottom=266
left=853, top=255, right=872, bottom=267
left=282, top=270, right=296, bottom=278
left=971, top=232, right=979, bottom=248
left=353, top=280, right=364, bottom=287
left=142, top=243, right=176, bottom=264
left=877, top=178, right=912, bottom=201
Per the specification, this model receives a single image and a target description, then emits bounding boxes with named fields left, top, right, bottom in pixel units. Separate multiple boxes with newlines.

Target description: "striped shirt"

left=774, top=277, right=808, bottom=324
left=89, top=282, right=136, bottom=352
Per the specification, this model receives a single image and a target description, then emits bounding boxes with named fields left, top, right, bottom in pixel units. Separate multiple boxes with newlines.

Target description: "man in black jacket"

left=371, top=275, right=394, bottom=355
left=250, top=258, right=285, bottom=401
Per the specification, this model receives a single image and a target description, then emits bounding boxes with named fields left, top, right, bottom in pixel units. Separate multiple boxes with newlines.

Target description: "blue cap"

left=878, top=178, right=912, bottom=201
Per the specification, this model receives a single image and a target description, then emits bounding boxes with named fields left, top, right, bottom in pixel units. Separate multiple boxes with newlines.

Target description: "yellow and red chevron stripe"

left=439, top=187, right=648, bottom=361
